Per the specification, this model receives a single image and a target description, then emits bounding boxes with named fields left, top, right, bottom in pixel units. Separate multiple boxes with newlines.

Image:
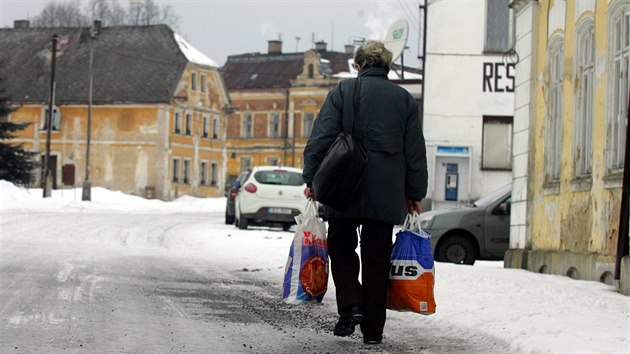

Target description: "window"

left=242, top=113, right=253, bottom=138
left=191, top=72, right=197, bottom=91
left=174, top=112, right=181, bottom=134
left=303, top=112, right=314, bottom=137
left=172, top=158, right=180, bottom=183
left=482, top=116, right=513, bottom=170
left=203, top=116, right=209, bottom=138
left=183, top=160, right=191, bottom=184
left=212, top=116, right=219, bottom=139
left=574, top=21, right=595, bottom=177
left=607, top=4, right=629, bottom=172
left=545, top=38, right=564, bottom=183
left=484, top=0, right=514, bottom=53
left=269, top=112, right=281, bottom=138
left=308, top=64, right=314, bottom=78
left=267, top=157, right=279, bottom=166
left=211, top=162, right=218, bottom=186
left=185, top=113, right=192, bottom=135
left=200, top=161, right=208, bottom=185
left=241, top=157, right=251, bottom=173
left=42, top=106, right=61, bottom=131
left=200, top=74, right=207, bottom=93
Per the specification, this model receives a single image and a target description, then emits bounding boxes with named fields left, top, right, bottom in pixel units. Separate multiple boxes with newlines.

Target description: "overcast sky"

left=0, top=0, right=424, bottom=68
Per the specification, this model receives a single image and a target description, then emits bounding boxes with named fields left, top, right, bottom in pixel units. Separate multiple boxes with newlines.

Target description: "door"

left=483, top=195, right=511, bottom=256
left=41, top=155, right=58, bottom=189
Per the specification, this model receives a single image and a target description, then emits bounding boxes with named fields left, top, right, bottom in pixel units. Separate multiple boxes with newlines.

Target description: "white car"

left=234, top=166, right=307, bottom=230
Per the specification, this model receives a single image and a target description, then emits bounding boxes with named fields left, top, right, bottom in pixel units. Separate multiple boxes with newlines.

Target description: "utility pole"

left=82, top=22, right=98, bottom=201
left=43, top=34, right=58, bottom=198
left=419, top=0, right=428, bottom=125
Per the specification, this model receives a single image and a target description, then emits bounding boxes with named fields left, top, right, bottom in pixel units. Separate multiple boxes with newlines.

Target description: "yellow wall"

left=530, top=0, right=621, bottom=257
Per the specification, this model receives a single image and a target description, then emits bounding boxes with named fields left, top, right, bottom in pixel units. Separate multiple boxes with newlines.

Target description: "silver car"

left=418, top=184, right=511, bottom=265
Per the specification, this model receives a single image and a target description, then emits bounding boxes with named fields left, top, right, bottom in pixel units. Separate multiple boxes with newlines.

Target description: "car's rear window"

left=253, top=170, right=303, bottom=186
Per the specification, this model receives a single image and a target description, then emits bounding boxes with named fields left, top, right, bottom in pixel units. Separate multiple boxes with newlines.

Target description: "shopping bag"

left=386, top=212, right=436, bottom=315
left=282, top=200, right=329, bottom=303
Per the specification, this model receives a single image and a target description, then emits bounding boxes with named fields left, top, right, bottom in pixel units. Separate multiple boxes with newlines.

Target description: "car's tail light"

left=244, top=183, right=257, bottom=193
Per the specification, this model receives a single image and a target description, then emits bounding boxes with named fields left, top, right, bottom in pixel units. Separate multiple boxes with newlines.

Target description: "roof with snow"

left=0, top=24, right=218, bottom=104
left=221, top=49, right=354, bottom=90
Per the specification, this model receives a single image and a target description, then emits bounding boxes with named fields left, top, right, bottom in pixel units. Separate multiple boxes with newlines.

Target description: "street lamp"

left=82, top=23, right=98, bottom=201
left=43, top=34, right=58, bottom=198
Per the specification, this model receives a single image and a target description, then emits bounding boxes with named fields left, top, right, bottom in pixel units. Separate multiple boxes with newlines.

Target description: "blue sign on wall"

left=437, top=146, right=469, bottom=155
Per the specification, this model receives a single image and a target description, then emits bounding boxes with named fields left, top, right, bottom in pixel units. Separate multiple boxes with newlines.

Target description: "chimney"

left=344, top=44, right=355, bottom=55
left=14, top=20, right=30, bottom=29
left=315, top=40, right=327, bottom=51
left=268, top=40, right=282, bottom=54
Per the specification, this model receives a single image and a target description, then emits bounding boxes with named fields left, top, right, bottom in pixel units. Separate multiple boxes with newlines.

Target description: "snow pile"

left=0, top=180, right=225, bottom=213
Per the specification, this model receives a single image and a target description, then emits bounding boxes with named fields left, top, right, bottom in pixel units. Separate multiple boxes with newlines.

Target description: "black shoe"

left=333, top=306, right=364, bottom=337
left=363, top=334, right=383, bottom=344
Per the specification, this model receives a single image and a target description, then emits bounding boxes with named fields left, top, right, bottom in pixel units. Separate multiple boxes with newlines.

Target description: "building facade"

left=506, top=0, right=629, bottom=293
left=221, top=40, right=422, bottom=184
left=423, top=0, right=516, bottom=210
left=0, top=22, right=231, bottom=199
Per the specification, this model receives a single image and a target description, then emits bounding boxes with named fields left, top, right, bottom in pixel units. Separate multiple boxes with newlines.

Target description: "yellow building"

left=0, top=22, right=231, bottom=199
left=507, top=0, right=629, bottom=293
left=221, top=40, right=423, bottom=184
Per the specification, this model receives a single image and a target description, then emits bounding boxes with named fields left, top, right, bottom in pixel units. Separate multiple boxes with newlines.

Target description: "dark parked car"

left=225, top=171, right=250, bottom=224
left=418, top=184, right=511, bottom=265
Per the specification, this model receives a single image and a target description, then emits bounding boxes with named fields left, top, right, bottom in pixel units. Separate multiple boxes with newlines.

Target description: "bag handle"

left=351, top=78, right=361, bottom=134
left=303, top=200, right=319, bottom=218
left=403, top=212, right=422, bottom=232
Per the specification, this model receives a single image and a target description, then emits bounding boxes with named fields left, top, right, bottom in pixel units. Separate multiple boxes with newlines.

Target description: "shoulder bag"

left=312, top=79, right=368, bottom=210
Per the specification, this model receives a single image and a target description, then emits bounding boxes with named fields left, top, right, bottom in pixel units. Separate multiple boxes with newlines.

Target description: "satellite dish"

left=383, top=19, right=409, bottom=62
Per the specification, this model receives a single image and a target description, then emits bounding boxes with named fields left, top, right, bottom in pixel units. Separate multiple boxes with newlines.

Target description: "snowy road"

left=0, top=210, right=514, bottom=353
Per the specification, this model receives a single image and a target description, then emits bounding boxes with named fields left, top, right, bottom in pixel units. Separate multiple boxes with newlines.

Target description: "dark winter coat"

left=302, top=67, right=428, bottom=225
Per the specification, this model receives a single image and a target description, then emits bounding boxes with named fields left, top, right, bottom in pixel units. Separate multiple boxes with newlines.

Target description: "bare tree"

left=31, top=0, right=179, bottom=29
left=31, top=0, right=90, bottom=27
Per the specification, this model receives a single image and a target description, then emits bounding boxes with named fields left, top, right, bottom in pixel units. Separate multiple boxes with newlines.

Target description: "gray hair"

left=354, top=40, right=393, bottom=72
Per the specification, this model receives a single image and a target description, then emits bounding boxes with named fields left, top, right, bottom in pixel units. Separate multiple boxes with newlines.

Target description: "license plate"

left=269, top=208, right=292, bottom=214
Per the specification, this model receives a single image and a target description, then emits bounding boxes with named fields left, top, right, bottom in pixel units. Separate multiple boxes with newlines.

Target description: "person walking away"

left=302, top=40, right=428, bottom=345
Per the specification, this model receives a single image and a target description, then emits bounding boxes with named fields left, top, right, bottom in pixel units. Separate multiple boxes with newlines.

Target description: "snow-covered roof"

left=174, top=33, right=218, bottom=68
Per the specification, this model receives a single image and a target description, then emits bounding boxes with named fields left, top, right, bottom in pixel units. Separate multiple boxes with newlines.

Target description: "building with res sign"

left=505, top=0, right=629, bottom=294
left=0, top=21, right=232, bottom=200
left=422, top=0, right=516, bottom=210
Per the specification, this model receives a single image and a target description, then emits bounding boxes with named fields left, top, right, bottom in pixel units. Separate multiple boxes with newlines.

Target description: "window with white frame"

left=183, top=159, right=191, bottom=184
left=240, top=157, right=251, bottom=173
left=242, top=113, right=253, bottom=138
left=172, top=158, right=180, bottom=183
left=185, top=113, right=192, bottom=135
left=42, top=106, right=61, bottom=131
left=212, top=116, right=219, bottom=139
left=191, top=72, right=197, bottom=91
left=269, top=112, right=281, bottom=138
left=200, top=161, right=208, bottom=185
left=484, top=0, right=514, bottom=53
left=303, top=112, right=314, bottom=137
left=545, top=37, right=564, bottom=183
left=211, top=162, right=218, bottom=186
left=203, top=116, right=209, bottom=138
left=574, top=20, right=595, bottom=177
left=200, top=74, right=207, bottom=93
left=607, top=4, right=629, bottom=172
left=174, top=112, right=181, bottom=134
left=482, top=116, right=513, bottom=170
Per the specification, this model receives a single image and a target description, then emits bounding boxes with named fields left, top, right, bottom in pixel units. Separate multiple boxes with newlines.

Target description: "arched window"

left=545, top=36, right=565, bottom=183
left=606, top=1, right=629, bottom=172
left=574, top=19, right=595, bottom=177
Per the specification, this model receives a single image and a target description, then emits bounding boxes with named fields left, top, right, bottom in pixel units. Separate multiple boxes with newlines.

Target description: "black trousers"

left=327, top=218, right=393, bottom=337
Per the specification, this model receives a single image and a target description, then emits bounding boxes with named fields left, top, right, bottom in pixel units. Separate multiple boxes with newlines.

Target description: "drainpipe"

left=283, top=89, right=289, bottom=165
left=615, top=89, right=630, bottom=281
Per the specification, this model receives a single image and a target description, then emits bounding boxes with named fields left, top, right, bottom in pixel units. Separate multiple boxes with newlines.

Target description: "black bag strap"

left=352, top=78, right=361, bottom=133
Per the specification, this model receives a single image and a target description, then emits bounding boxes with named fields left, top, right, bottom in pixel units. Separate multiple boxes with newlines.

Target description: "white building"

left=423, top=0, right=515, bottom=209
